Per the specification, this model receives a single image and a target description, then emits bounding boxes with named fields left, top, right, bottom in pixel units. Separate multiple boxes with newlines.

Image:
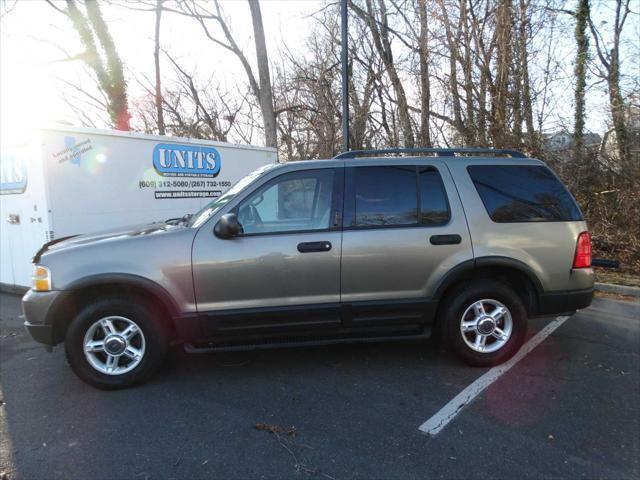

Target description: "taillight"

left=573, top=231, right=592, bottom=268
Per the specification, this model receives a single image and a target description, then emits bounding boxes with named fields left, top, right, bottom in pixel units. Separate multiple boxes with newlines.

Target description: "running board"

left=184, top=329, right=432, bottom=354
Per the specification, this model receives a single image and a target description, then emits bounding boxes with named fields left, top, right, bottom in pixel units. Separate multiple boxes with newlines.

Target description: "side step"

left=184, top=328, right=432, bottom=354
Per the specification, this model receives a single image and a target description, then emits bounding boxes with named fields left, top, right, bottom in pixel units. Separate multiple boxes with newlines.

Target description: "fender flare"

left=62, top=273, right=181, bottom=319
left=432, top=256, right=544, bottom=300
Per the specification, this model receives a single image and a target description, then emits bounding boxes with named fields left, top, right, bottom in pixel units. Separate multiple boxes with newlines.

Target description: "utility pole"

left=341, top=0, right=349, bottom=153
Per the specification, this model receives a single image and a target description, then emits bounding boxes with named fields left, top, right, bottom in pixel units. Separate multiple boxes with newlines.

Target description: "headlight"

left=32, top=265, right=51, bottom=292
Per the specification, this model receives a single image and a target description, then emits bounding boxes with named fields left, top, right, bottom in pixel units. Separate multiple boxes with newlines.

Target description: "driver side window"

left=236, top=169, right=335, bottom=235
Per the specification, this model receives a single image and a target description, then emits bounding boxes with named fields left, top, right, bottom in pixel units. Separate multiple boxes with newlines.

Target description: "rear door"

left=340, top=159, right=473, bottom=326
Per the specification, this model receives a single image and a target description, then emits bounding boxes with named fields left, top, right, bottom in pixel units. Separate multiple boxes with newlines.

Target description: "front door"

left=192, top=167, right=343, bottom=336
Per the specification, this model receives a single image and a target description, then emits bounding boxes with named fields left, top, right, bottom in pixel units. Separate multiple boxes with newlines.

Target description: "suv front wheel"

left=65, top=296, right=169, bottom=389
left=442, top=280, right=527, bottom=366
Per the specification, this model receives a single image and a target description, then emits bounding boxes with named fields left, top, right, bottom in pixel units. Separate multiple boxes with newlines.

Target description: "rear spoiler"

left=32, top=235, right=78, bottom=264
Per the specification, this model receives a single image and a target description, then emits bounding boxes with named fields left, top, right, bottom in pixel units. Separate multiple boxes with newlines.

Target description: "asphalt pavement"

left=1, top=292, right=638, bottom=479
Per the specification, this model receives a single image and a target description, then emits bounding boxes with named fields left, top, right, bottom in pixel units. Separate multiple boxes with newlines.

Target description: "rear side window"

left=419, top=168, right=450, bottom=225
left=467, top=165, right=583, bottom=222
left=353, top=166, right=417, bottom=226
left=346, top=166, right=450, bottom=227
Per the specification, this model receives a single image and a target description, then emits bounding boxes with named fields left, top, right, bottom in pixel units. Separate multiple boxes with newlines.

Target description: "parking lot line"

left=418, top=315, right=569, bottom=436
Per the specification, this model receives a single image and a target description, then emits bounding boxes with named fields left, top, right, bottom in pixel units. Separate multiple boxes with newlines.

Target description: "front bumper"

left=22, top=289, right=68, bottom=346
left=24, top=322, right=55, bottom=345
left=536, top=287, right=594, bottom=316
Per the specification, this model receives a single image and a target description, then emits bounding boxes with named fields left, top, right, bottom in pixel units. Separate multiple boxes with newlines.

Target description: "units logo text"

left=153, top=143, right=221, bottom=177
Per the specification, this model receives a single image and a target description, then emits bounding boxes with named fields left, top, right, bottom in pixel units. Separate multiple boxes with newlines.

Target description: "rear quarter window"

left=467, top=165, right=583, bottom=222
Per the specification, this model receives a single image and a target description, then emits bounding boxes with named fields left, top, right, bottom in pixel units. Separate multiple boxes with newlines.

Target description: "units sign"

left=153, top=143, right=221, bottom=177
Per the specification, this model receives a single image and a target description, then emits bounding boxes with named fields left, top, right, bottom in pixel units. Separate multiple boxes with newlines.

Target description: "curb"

left=595, top=283, right=640, bottom=298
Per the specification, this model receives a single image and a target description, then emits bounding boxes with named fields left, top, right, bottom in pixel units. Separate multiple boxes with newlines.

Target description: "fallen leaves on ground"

left=254, top=423, right=296, bottom=436
left=594, top=290, right=637, bottom=301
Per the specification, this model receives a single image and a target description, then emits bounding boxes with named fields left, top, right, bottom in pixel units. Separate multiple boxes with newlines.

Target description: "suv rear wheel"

left=442, top=280, right=527, bottom=366
left=65, top=296, right=169, bottom=389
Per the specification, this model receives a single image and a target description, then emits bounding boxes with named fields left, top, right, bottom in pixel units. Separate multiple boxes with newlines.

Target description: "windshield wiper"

left=165, top=213, right=193, bottom=226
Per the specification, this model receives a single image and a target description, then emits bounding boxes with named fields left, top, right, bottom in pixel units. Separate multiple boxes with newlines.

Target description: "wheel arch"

left=49, top=274, right=180, bottom=344
left=433, top=256, right=543, bottom=316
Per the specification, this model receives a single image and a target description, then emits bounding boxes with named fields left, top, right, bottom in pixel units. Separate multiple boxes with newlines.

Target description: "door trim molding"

left=199, top=298, right=438, bottom=337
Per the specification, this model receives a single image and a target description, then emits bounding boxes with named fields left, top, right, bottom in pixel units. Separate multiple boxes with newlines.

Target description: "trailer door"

left=1, top=144, right=50, bottom=289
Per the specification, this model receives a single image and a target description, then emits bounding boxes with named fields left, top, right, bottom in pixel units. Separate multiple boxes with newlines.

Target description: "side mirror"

left=214, top=213, right=241, bottom=239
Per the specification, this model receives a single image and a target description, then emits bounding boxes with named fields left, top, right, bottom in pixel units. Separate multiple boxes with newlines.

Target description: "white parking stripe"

left=418, top=315, right=569, bottom=436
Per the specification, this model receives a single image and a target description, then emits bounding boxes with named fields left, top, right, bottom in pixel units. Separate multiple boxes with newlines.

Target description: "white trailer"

left=0, top=126, right=278, bottom=290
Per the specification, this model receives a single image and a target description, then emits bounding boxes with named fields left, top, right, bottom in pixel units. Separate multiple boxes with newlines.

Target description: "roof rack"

left=333, top=148, right=527, bottom=160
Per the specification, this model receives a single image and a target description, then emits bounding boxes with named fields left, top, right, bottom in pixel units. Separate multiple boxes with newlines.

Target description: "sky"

left=0, top=0, right=322, bottom=144
left=0, top=0, right=637, bottom=147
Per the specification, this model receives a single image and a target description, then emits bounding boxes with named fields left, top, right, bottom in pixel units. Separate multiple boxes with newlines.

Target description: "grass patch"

left=595, top=269, right=640, bottom=287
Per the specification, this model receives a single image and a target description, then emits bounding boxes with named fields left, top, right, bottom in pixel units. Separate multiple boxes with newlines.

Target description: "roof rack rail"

left=333, top=148, right=527, bottom=159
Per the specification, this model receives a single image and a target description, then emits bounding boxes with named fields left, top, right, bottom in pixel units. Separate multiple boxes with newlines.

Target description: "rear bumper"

left=535, top=288, right=594, bottom=316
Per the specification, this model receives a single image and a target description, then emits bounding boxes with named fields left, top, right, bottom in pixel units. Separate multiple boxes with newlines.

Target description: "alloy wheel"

left=83, top=316, right=146, bottom=375
left=459, top=299, right=513, bottom=353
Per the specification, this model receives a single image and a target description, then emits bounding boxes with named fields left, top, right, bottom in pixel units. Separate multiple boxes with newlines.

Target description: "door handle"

left=297, top=241, right=332, bottom=253
left=430, top=234, right=462, bottom=245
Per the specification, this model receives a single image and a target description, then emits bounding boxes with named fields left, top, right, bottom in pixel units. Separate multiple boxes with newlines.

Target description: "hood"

left=33, top=221, right=186, bottom=263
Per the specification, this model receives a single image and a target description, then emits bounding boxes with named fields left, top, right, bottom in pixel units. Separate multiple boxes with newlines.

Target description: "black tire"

left=64, top=296, right=169, bottom=389
left=441, top=280, right=527, bottom=367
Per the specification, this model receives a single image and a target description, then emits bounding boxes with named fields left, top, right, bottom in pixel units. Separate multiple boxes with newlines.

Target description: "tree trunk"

left=460, top=0, right=475, bottom=144
left=83, top=0, right=130, bottom=130
left=417, top=0, right=431, bottom=147
left=63, top=0, right=130, bottom=130
left=491, top=0, right=512, bottom=148
left=573, top=0, right=589, bottom=163
left=436, top=0, right=469, bottom=144
left=518, top=0, right=536, bottom=153
left=608, top=56, right=630, bottom=166
left=248, top=0, right=277, bottom=148
left=154, top=0, right=165, bottom=135
left=588, top=0, right=632, bottom=168
left=511, top=1, right=523, bottom=146
left=478, top=69, right=488, bottom=145
left=512, top=41, right=523, bottom=144
left=608, top=0, right=630, bottom=167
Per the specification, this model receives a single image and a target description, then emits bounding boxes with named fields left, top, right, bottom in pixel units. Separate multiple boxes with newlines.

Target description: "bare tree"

left=133, top=51, right=254, bottom=142
left=273, top=19, right=341, bottom=159
left=588, top=0, right=633, bottom=167
left=350, top=0, right=415, bottom=147
left=173, top=0, right=277, bottom=148
left=248, top=0, right=277, bottom=148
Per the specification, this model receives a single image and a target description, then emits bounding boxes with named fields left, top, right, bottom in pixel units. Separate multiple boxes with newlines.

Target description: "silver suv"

left=22, top=148, right=594, bottom=389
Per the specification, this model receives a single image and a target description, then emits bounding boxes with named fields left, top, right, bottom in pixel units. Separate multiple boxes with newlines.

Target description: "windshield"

left=188, top=163, right=280, bottom=228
